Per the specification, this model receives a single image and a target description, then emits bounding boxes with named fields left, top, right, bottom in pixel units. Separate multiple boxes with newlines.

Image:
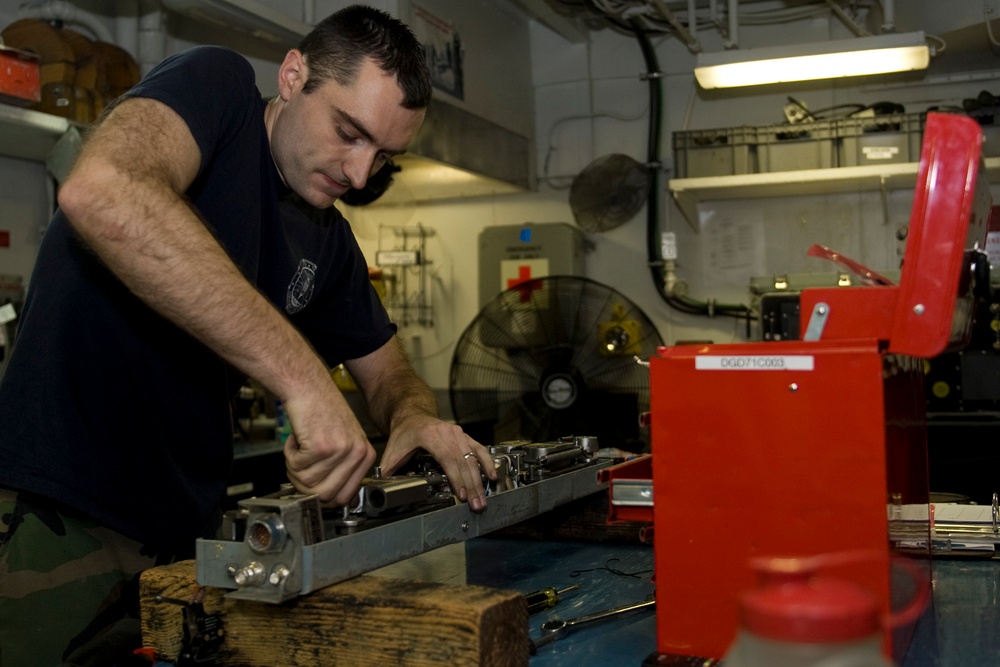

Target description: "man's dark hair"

left=299, top=5, right=432, bottom=109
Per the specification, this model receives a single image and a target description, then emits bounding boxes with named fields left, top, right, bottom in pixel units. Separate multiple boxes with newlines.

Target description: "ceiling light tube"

left=694, top=31, right=929, bottom=89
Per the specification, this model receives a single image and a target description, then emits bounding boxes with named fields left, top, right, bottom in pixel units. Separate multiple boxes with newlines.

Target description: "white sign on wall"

left=500, top=258, right=550, bottom=294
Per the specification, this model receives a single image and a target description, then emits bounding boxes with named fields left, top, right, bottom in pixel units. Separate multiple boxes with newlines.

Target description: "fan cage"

left=449, top=275, right=663, bottom=451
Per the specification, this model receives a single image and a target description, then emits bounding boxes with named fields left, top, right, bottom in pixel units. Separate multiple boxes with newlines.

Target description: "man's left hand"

left=378, top=416, right=496, bottom=512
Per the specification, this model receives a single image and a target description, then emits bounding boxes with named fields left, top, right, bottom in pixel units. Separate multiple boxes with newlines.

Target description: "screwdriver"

left=524, top=584, right=581, bottom=615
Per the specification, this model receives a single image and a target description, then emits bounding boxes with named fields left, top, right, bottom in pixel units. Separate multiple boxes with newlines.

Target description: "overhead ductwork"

left=161, top=0, right=311, bottom=47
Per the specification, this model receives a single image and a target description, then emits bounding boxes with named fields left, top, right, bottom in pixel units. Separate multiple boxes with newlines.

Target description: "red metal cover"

left=889, top=112, right=991, bottom=357
left=0, top=46, right=41, bottom=106
left=649, top=340, right=928, bottom=659
left=797, top=113, right=991, bottom=356
left=799, top=286, right=897, bottom=343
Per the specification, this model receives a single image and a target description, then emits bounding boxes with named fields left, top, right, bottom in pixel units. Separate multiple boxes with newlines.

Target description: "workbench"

left=466, top=540, right=1000, bottom=667
left=152, top=537, right=999, bottom=666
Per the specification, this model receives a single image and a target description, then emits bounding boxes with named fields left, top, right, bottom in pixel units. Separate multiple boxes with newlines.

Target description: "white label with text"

left=695, top=355, right=814, bottom=371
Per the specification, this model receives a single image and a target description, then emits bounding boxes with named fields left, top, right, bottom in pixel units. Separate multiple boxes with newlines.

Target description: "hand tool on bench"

left=529, top=595, right=655, bottom=654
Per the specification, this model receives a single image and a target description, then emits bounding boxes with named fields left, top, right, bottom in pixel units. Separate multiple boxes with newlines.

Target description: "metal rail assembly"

left=197, top=436, right=614, bottom=603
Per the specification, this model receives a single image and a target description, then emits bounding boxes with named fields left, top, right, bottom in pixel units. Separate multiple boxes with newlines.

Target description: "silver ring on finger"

left=463, top=451, right=476, bottom=459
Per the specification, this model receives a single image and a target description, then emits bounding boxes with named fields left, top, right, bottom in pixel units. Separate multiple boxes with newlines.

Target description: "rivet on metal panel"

left=914, top=304, right=925, bottom=315
left=789, top=383, right=799, bottom=392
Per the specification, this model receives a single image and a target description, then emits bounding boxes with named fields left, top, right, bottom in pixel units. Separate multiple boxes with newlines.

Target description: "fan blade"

left=449, top=276, right=664, bottom=446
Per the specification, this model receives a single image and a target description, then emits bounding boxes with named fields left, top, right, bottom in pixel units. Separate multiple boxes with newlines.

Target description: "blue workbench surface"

left=466, top=538, right=657, bottom=666
left=157, top=538, right=999, bottom=665
left=904, top=558, right=1000, bottom=666
left=463, top=539, right=1000, bottom=667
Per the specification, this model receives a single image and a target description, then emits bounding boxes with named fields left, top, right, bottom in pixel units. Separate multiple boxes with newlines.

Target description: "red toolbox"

left=0, top=45, right=41, bottom=106
left=615, top=112, right=992, bottom=662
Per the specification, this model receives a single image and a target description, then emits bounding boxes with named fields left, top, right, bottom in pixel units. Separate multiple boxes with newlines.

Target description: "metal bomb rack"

left=197, top=436, right=612, bottom=604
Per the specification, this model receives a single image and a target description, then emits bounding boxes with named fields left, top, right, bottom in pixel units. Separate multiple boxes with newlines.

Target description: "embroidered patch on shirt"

left=286, top=259, right=318, bottom=314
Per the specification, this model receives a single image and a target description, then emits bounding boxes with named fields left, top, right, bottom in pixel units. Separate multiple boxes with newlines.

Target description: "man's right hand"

left=281, top=384, right=376, bottom=506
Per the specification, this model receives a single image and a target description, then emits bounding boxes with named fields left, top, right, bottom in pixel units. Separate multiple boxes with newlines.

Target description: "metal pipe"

left=882, top=0, right=896, bottom=32
left=17, top=0, right=114, bottom=42
left=114, top=0, right=139, bottom=58
left=825, top=0, right=871, bottom=37
left=137, top=0, right=165, bottom=75
left=650, top=0, right=701, bottom=53
left=726, top=0, right=738, bottom=48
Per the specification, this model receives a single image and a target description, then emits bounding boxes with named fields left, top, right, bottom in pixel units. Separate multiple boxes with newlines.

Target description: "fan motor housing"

left=542, top=372, right=578, bottom=409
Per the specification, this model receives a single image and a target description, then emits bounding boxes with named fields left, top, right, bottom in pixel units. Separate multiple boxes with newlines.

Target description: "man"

left=0, top=5, right=493, bottom=665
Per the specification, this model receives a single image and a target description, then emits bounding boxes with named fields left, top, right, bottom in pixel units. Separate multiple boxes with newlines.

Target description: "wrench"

left=528, top=595, right=656, bottom=654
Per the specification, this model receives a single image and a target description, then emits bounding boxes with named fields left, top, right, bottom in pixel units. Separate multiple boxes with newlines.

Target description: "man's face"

left=268, top=51, right=425, bottom=209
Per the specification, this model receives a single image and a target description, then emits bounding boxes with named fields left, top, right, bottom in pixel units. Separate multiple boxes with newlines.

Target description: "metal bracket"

left=803, top=301, right=830, bottom=341
left=609, top=479, right=653, bottom=507
left=156, top=596, right=224, bottom=666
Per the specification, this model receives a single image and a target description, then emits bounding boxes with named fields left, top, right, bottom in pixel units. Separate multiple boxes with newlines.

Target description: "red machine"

left=606, top=112, right=992, bottom=661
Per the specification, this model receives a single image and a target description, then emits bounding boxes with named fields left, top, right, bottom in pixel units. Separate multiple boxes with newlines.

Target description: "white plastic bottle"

left=722, top=556, right=895, bottom=667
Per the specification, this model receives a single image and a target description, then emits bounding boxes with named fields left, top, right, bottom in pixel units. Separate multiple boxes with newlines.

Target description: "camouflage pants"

left=0, top=488, right=163, bottom=667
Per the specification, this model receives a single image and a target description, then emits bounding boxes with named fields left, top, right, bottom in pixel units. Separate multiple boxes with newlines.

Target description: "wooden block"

left=140, top=560, right=529, bottom=667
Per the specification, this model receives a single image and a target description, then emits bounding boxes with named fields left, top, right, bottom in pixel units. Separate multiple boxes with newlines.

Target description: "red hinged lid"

left=889, top=112, right=991, bottom=357
left=799, top=113, right=992, bottom=357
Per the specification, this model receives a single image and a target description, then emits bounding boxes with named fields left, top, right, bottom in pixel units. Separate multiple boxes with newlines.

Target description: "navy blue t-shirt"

left=0, top=46, right=395, bottom=553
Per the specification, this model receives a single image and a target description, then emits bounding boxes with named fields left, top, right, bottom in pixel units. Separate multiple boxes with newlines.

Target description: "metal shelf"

left=0, top=104, right=71, bottom=163
left=669, top=157, right=1000, bottom=229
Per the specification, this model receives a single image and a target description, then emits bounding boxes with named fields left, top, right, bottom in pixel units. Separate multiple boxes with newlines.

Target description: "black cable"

left=569, top=558, right=654, bottom=579
left=628, top=19, right=755, bottom=322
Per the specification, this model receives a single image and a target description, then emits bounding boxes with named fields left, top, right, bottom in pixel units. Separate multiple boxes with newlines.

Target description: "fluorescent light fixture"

left=695, top=31, right=929, bottom=89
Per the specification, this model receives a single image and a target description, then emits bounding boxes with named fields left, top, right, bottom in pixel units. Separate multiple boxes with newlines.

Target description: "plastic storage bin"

left=756, top=120, right=838, bottom=173
left=672, top=126, right=757, bottom=177
left=838, top=113, right=924, bottom=167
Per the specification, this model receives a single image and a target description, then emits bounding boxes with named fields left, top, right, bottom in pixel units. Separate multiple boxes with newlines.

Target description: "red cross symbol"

left=507, top=265, right=543, bottom=303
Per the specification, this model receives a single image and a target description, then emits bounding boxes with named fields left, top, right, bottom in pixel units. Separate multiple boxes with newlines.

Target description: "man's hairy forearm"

left=353, top=340, right=438, bottom=434
left=58, top=103, right=330, bottom=402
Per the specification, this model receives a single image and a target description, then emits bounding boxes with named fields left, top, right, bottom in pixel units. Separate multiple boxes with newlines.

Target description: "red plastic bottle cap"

left=741, top=574, right=881, bottom=643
